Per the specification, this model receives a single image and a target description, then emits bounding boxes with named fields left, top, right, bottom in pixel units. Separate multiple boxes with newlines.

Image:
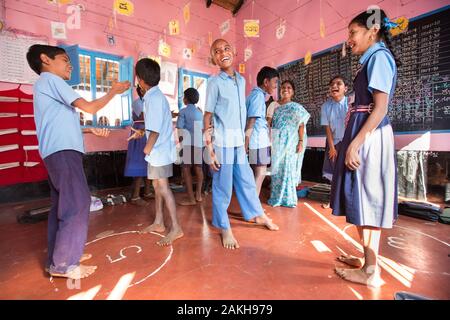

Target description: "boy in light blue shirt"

left=176, top=87, right=204, bottom=206
left=135, top=58, right=183, bottom=246
left=204, top=39, right=279, bottom=250
left=26, top=44, right=130, bottom=279
left=245, top=66, right=279, bottom=199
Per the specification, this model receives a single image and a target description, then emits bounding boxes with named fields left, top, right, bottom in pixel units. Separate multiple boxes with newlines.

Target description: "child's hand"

left=328, top=145, right=337, bottom=161
left=89, top=127, right=110, bottom=137
left=111, top=80, right=131, bottom=94
left=127, top=127, right=145, bottom=141
left=209, top=151, right=221, bottom=171
left=345, top=143, right=360, bottom=170
left=296, top=141, right=303, bottom=153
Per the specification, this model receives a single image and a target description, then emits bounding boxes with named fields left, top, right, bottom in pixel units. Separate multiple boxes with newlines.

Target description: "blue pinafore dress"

left=124, top=103, right=147, bottom=177
left=330, top=48, right=398, bottom=228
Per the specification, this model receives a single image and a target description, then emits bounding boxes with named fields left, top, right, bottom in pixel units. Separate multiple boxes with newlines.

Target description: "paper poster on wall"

left=169, top=20, right=180, bottom=35
left=183, top=3, right=190, bottom=24
left=159, top=61, right=178, bottom=96
left=390, top=17, right=409, bottom=37
left=0, top=33, right=48, bottom=84
left=114, top=0, right=134, bottom=16
left=239, top=63, right=245, bottom=74
left=319, top=18, right=326, bottom=38
left=244, top=19, right=259, bottom=38
left=66, top=4, right=81, bottom=30
left=51, top=21, right=67, bottom=39
left=220, top=19, right=230, bottom=36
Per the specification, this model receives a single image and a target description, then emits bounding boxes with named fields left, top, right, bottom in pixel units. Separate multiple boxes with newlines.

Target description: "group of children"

left=27, top=8, right=399, bottom=288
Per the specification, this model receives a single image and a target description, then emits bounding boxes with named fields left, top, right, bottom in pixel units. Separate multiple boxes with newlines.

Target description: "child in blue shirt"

left=135, top=58, right=183, bottom=246
left=26, top=44, right=130, bottom=279
left=245, top=66, right=279, bottom=199
left=320, top=75, right=348, bottom=208
left=176, top=87, right=204, bottom=206
left=204, top=39, right=279, bottom=250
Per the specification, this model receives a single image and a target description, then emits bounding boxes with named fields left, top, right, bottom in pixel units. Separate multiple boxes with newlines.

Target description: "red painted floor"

left=0, top=186, right=448, bottom=300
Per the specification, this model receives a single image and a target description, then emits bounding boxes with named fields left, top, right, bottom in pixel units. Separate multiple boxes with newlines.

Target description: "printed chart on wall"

left=278, top=6, right=450, bottom=135
left=0, top=33, right=48, bottom=84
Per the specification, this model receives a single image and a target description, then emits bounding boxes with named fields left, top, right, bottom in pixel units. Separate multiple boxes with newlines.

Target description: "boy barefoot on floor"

left=135, top=58, right=183, bottom=246
left=26, top=44, right=130, bottom=279
left=204, top=39, right=279, bottom=250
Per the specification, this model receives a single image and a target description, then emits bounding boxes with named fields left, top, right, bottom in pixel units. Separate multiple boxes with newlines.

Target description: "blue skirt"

left=330, top=112, right=398, bottom=228
left=124, top=128, right=147, bottom=177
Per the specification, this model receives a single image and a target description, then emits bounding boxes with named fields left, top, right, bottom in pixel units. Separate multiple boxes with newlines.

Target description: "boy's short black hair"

left=184, top=88, right=199, bottom=105
left=257, top=66, right=279, bottom=86
left=135, top=58, right=160, bottom=87
left=328, top=75, right=347, bottom=86
left=26, top=44, right=67, bottom=75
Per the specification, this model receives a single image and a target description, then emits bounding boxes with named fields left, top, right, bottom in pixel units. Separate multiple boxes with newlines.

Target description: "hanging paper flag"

left=192, top=42, right=197, bottom=55
left=183, top=48, right=193, bottom=60
left=168, top=20, right=180, bottom=35
left=114, top=0, right=134, bottom=16
left=51, top=21, right=67, bottom=39
left=244, top=47, right=252, bottom=62
left=276, top=21, right=286, bottom=40
left=0, top=20, right=3, bottom=32
left=220, top=19, right=230, bottom=36
left=158, top=39, right=171, bottom=58
left=58, top=0, right=73, bottom=4
left=108, top=16, right=115, bottom=31
left=304, top=51, right=312, bottom=65
left=244, top=19, right=260, bottom=38
left=320, top=18, right=326, bottom=38
left=239, top=63, right=245, bottom=74
left=149, top=55, right=162, bottom=66
left=390, top=16, right=409, bottom=37
left=183, top=3, right=190, bottom=24
left=208, top=32, right=213, bottom=46
left=107, top=34, right=115, bottom=46
left=341, top=42, right=346, bottom=57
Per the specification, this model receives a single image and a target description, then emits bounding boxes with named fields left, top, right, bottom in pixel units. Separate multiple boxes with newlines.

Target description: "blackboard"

left=278, top=6, right=450, bottom=136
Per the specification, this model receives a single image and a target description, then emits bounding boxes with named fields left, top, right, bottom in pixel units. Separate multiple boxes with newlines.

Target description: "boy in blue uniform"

left=320, top=75, right=348, bottom=208
left=136, top=58, right=183, bottom=246
left=245, top=66, right=279, bottom=199
left=204, top=39, right=279, bottom=250
left=177, top=88, right=204, bottom=206
left=26, top=44, right=130, bottom=279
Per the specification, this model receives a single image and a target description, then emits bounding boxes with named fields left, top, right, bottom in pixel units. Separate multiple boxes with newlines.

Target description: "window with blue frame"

left=61, top=44, right=133, bottom=128
left=178, top=68, right=210, bottom=112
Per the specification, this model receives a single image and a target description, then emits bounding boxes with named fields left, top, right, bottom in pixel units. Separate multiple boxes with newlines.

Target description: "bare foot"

left=255, top=214, right=279, bottom=231
left=157, top=228, right=184, bottom=246
left=336, top=254, right=364, bottom=268
left=45, top=253, right=92, bottom=273
left=221, top=229, right=240, bottom=250
left=321, top=202, right=330, bottom=209
left=178, top=198, right=197, bottom=206
left=195, top=193, right=203, bottom=202
left=49, top=264, right=97, bottom=280
left=140, top=223, right=166, bottom=234
left=335, top=267, right=385, bottom=288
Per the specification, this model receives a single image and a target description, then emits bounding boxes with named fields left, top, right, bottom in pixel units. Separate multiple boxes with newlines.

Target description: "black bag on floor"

left=398, top=201, right=442, bottom=222
left=307, top=183, right=331, bottom=202
left=439, top=207, right=450, bottom=224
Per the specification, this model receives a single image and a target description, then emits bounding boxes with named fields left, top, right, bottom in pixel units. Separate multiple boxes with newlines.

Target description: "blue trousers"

left=212, top=146, right=263, bottom=229
left=43, top=150, right=91, bottom=274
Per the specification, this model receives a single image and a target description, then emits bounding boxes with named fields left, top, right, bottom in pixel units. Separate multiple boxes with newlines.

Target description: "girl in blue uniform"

left=330, top=9, right=399, bottom=287
left=124, top=86, right=152, bottom=205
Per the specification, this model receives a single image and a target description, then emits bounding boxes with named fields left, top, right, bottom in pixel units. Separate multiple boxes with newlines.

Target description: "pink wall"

left=0, top=0, right=235, bottom=151
left=1, top=0, right=449, bottom=151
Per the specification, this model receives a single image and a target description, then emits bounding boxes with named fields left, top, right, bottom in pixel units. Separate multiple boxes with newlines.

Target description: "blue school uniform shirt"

left=320, top=96, right=348, bottom=145
left=176, top=104, right=204, bottom=148
left=143, top=86, right=176, bottom=166
left=33, top=72, right=83, bottom=159
left=360, top=41, right=396, bottom=96
left=246, top=86, right=270, bottom=149
left=205, top=71, right=246, bottom=148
